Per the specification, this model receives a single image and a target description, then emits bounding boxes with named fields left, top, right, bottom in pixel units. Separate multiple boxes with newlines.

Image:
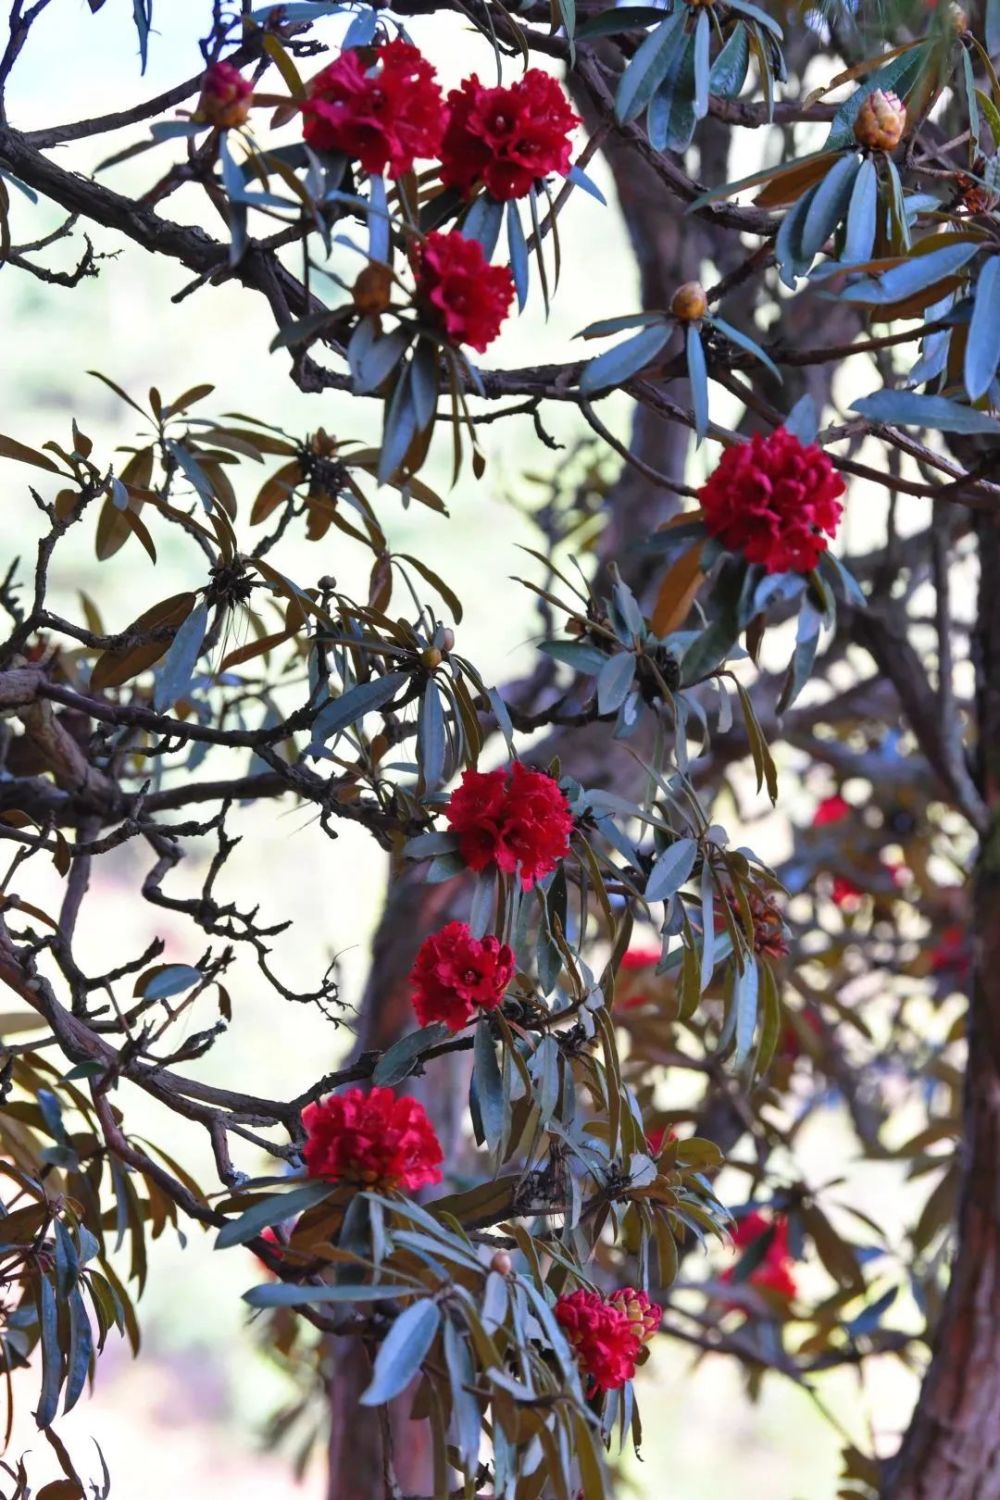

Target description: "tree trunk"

left=884, top=513, right=1000, bottom=1499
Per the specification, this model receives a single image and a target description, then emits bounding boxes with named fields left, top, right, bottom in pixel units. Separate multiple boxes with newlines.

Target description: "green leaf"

left=216, top=1180, right=334, bottom=1249
left=726, top=0, right=782, bottom=39
left=473, top=1017, right=507, bottom=1151
left=965, top=256, right=1000, bottom=401
left=596, top=652, right=636, bottom=714
left=373, top=1023, right=451, bottom=1086
left=244, top=1280, right=406, bottom=1308
left=775, top=184, right=817, bottom=288
left=842, top=155, right=879, bottom=266
left=310, top=671, right=408, bottom=745
left=709, top=23, right=750, bottom=99
left=693, top=8, right=711, bottom=118
left=418, top=682, right=447, bottom=794
left=577, top=6, right=666, bottom=38
left=141, top=965, right=203, bottom=1001
left=645, top=837, right=698, bottom=902
left=539, top=640, right=611, bottom=675
left=153, top=601, right=207, bottom=712
left=648, top=29, right=697, bottom=151
left=615, top=8, right=687, bottom=122
left=360, top=1299, right=441, bottom=1406
left=579, top=324, right=670, bottom=394
left=800, top=152, right=861, bottom=259
left=687, top=324, right=709, bottom=442
left=709, top=316, right=783, bottom=384
left=779, top=599, right=822, bottom=711
left=733, top=957, right=760, bottom=1066
left=850, top=390, right=1000, bottom=435
left=838, top=241, right=980, bottom=305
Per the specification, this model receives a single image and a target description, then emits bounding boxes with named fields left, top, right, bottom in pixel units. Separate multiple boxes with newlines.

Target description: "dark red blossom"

left=555, top=1287, right=656, bottom=1392
left=698, top=427, right=845, bottom=574
left=929, top=923, right=971, bottom=982
left=301, top=1086, right=443, bottom=1192
left=722, top=1211, right=798, bottom=1302
left=409, top=920, right=515, bottom=1032
left=302, top=41, right=445, bottom=177
left=416, top=230, right=515, bottom=352
left=199, top=61, right=253, bottom=129
left=440, top=69, right=578, bottom=201
left=445, top=763, right=573, bottom=887
left=812, top=794, right=852, bottom=828
left=615, top=947, right=661, bottom=1011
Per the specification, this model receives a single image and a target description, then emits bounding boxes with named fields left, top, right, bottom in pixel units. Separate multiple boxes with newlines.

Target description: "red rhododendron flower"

left=302, top=40, right=445, bottom=177
left=416, top=230, right=515, bottom=352
left=615, top=948, right=661, bottom=1010
left=620, top=947, right=661, bottom=971
left=812, top=794, right=851, bottom=827
left=609, top=1287, right=661, bottom=1345
left=199, top=60, right=253, bottom=129
left=409, top=920, right=515, bottom=1032
left=645, top=1124, right=678, bottom=1155
left=698, top=427, right=845, bottom=574
left=445, top=763, right=573, bottom=887
left=440, top=69, right=578, bottom=201
left=722, top=1211, right=798, bottom=1301
left=929, top=923, right=971, bottom=980
left=302, top=1086, right=443, bottom=1191
left=555, top=1287, right=652, bottom=1392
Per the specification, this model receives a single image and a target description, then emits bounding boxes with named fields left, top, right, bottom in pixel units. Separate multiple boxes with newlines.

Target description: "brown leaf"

left=251, top=460, right=302, bottom=524
left=754, top=153, right=839, bottom=208
left=651, top=542, right=705, bottom=638
left=90, top=592, right=196, bottom=692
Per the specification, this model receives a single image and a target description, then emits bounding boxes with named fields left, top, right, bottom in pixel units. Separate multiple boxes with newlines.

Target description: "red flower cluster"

left=199, top=61, right=253, bottom=129
left=302, top=40, right=445, bottom=177
left=554, top=1286, right=660, bottom=1392
left=929, top=923, right=971, bottom=981
left=301, top=1086, right=443, bottom=1192
left=415, top=230, right=515, bottom=352
left=722, top=1211, right=798, bottom=1301
left=698, top=427, right=845, bottom=574
left=445, top=763, right=573, bottom=888
left=811, top=794, right=863, bottom=909
left=410, top=920, right=515, bottom=1032
left=440, top=69, right=578, bottom=201
left=615, top=947, right=661, bottom=1011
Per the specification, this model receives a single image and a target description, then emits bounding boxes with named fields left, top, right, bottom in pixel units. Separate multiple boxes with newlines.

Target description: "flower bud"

left=670, top=281, right=709, bottom=322
left=198, top=61, right=253, bottom=130
left=490, top=1250, right=513, bottom=1276
left=948, top=2, right=968, bottom=34
left=439, top=628, right=455, bottom=654
left=421, top=647, right=443, bottom=670
left=352, top=263, right=394, bottom=317
left=853, top=90, right=906, bottom=152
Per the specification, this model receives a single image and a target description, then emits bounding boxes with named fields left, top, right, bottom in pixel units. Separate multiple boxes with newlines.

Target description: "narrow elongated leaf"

left=90, top=592, right=196, bottom=693
left=374, top=1023, right=452, bottom=1087
left=579, top=324, right=669, bottom=394
left=709, top=315, right=783, bottom=383
left=153, top=601, right=207, bottom=711
left=310, top=671, right=407, bottom=744
left=842, top=155, right=879, bottom=265
left=645, top=837, right=698, bottom=902
left=0, top=435, right=62, bottom=473
left=360, top=1299, right=441, bottom=1405
left=965, top=256, right=1000, bottom=400
left=733, top=957, right=760, bottom=1066
left=693, top=8, right=711, bottom=119
left=709, top=22, right=750, bottom=99
left=597, top=652, right=636, bottom=714
left=800, top=152, right=862, bottom=259
left=839, top=241, right=980, bottom=305
left=216, top=1180, right=334, bottom=1249
left=473, top=1018, right=506, bottom=1150
left=140, top=964, right=203, bottom=1001
left=850, top=390, right=1000, bottom=434
left=615, top=9, right=687, bottom=121
left=244, top=1280, right=406, bottom=1308
left=687, top=324, right=709, bottom=442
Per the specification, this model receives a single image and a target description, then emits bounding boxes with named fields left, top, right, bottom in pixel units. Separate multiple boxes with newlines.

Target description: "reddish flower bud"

left=301, top=1086, right=443, bottom=1192
left=302, top=40, right=445, bottom=178
left=414, top=230, right=515, bottom=353
left=853, top=90, right=906, bottom=151
left=445, top=763, right=573, bottom=888
left=409, top=920, right=515, bottom=1032
left=352, top=262, right=394, bottom=315
left=440, top=69, right=578, bottom=201
left=199, top=61, right=253, bottom=129
left=608, top=1287, right=661, bottom=1345
left=490, top=1250, right=513, bottom=1276
left=698, top=426, right=845, bottom=574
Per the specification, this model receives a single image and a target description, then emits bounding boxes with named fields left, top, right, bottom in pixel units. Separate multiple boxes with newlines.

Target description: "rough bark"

left=883, top=512, right=1000, bottom=1500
